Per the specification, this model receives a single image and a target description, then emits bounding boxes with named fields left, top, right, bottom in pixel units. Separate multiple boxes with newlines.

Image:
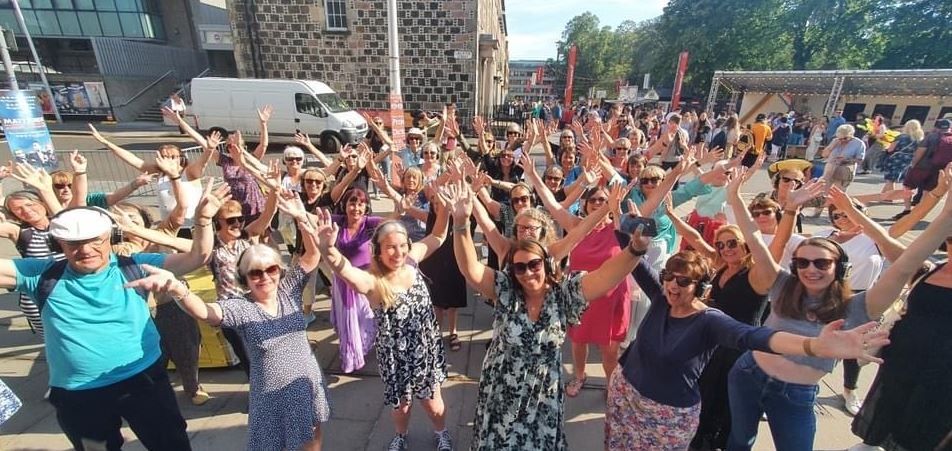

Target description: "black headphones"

left=694, top=272, right=713, bottom=297
left=504, top=239, right=557, bottom=282
left=789, top=237, right=853, bottom=281
left=47, top=206, right=123, bottom=253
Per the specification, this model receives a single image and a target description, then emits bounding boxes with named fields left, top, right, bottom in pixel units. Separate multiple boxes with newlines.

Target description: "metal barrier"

left=51, top=146, right=217, bottom=199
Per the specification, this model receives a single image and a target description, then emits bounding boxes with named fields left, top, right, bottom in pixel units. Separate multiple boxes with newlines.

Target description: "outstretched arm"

left=90, top=124, right=152, bottom=172
left=105, top=172, right=153, bottom=207
left=581, top=226, right=645, bottom=301
left=889, top=165, right=950, bottom=238
left=447, top=182, right=497, bottom=301
left=162, top=181, right=227, bottom=275
left=726, top=167, right=783, bottom=293
left=161, top=107, right=208, bottom=148
left=125, top=264, right=224, bottom=326
left=183, top=130, right=223, bottom=181
left=313, top=208, right=377, bottom=295
left=67, top=150, right=88, bottom=207
left=828, top=186, right=905, bottom=263
left=252, top=105, right=272, bottom=159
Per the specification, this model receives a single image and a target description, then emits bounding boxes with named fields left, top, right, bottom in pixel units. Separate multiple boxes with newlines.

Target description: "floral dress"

left=218, top=266, right=331, bottom=451
left=372, top=264, right=446, bottom=407
left=471, top=271, right=588, bottom=451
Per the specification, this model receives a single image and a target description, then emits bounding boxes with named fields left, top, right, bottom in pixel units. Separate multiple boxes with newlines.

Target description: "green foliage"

left=548, top=1, right=950, bottom=99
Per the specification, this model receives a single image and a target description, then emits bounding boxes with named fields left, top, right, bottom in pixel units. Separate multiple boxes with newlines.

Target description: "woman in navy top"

left=605, top=213, right=888, bottom=450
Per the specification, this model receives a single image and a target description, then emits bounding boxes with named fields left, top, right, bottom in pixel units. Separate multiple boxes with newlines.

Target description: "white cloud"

left=508, top=32, right=562, bottom=60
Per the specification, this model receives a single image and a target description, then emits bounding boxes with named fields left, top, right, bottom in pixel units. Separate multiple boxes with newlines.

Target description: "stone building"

left=508, top=59, right=556, bottom=101
left=229, top=0, right=509, bottom=120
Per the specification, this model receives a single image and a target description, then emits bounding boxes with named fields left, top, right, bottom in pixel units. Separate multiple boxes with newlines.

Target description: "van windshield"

left=316, top=93, right=351, bottom=114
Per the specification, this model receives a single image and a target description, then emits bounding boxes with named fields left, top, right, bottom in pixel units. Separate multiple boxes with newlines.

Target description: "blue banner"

left=0, top=90, right=57, bottom=172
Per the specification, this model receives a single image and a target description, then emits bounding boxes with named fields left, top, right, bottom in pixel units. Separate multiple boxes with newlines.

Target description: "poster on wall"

left=39, top=81, right=113, bottom=116
left=0, top=90, right=57, bottom=172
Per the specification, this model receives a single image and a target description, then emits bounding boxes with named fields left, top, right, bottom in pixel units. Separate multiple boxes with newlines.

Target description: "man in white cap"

left=0, top=183, right=226, bottom=451
left=396, top=127, right=425, bottom=168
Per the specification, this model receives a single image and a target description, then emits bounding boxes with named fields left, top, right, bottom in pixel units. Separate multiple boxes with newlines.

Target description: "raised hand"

left=934, top=162, right=952, bottom=195
left=263, top=159, right=281, bottom=191
left=154, top=152, right=182, bottom=179
left=726, top=166, right=749, bottom=198
left=626, top=199, right=643, bottom=218
left=786, top=178, right=826, bottom=208
left=206, top=130, right=223, bottom=150
left=134, top=171, right=156, bottom=187
left=439, top=179, right=473, bottom=221
left=69, top=149, right=87, bottom=173
left=314, top=208, right=340, bottom=249
left=813, top=320, right=890, bottom=364
left=294, top=131, right=312, bottom=148
left=357, top=147, right=372, bottom=170
left=195, top=178, right=231, bottom=219
left=607, top=181, right=628, bottom=214
left=580, top=164, right=602, bottom=186
left=11, top=162, right=52, bottom=190
left=0, top=161, right=12, bottom=180
left=472, top=116, right=487, bottom=134
left=276, top=189, right=306, bottom=219
left=518, top=152, right=537, bottom=176
left=257, top=104, right=274, bottom=123
left=160, top=106, right=181, bottom=122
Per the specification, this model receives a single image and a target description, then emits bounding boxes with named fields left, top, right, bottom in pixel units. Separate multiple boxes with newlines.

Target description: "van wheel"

left=321, top=134, right=342, bottom=154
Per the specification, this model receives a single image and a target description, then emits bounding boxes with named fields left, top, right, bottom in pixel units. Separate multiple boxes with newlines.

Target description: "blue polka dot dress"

left=218, top=265, right=331, bottom=450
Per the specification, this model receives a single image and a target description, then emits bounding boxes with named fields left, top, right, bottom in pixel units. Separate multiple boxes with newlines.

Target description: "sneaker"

left=434, top=430, right=453, bottom=451
left=387, top=434, right=407, bottom=451
left=843, top=391, right=863, bottom=416
left=191, top=389, right=210, bottom=406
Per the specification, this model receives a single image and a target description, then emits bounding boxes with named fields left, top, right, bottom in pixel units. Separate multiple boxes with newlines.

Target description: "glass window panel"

left=139, top=12, right=153, bottom=38
left=149, top=14, right=163, bottom=39
left=74, top=0, right=94, bottom=9
left=20, top=10, right=40, bottom=35
left=57, top=11, right=81, bottom=35
left=0, top=10, right=16, bottom=31
left=77, top=11, right=101, bottom=35
left=98, top=11, right=121, bottom=36
left=117, top=12, right=140, bottom=36
left=53, top=0, right=73, bottom=8
left=94, top=0, right=116, bottom=11
left=33, top=0, right=53, bottom=8
left=35, top=10, right=61, bottom=35
left=115, top=0, right=135, bottom=11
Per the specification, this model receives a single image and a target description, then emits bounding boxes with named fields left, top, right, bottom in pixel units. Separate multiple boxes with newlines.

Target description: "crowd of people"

left=0, top=98, right=949, bottom=451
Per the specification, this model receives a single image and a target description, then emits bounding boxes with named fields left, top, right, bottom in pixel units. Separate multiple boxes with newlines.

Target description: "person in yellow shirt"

left=751, top=114, right=773, bottom=155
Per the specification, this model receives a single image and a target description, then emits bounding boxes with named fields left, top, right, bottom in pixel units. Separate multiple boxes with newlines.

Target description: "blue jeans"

left=726, top=351, right=818, bottom=451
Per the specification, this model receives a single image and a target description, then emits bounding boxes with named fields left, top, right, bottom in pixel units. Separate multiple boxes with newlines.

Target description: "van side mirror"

left=318, top=107, right=327, bottom=118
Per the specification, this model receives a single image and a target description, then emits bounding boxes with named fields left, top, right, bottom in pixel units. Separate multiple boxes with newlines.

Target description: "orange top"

left=750, top=122, right=773, bottom=154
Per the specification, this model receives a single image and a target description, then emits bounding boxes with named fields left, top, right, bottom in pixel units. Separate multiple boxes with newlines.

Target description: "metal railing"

left=117, top=70, right=176, bottom=108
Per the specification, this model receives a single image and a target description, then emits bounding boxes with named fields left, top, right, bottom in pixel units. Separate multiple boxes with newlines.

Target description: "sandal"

left=447, top=334, right=462, bottom=352
left=565, top=375, right=586, bottom=397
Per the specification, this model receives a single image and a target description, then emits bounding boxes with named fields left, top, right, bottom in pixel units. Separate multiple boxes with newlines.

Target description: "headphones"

left=370, top=220, right=412, bottom=258
left=694, top=273, right=713, bottom=297
left=47, top=206, right=123, bottom=253
left=789, top=237, right=852, bottom=281
left=504, top=240, right=557, bottom=282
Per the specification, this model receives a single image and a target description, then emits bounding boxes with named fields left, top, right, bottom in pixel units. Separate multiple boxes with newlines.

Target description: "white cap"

left=283, top=146, right=305, bottom=158
left=50, top=207, right=114, bottom=242
left=407, top=127, right=424, bottom=137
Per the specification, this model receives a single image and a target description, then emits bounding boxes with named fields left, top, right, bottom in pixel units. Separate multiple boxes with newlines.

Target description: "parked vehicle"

left=190, top=77, right=367, bottom=152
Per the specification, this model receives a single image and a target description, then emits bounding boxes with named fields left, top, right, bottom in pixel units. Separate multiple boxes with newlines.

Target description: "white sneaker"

left=847, top=443, right=885, bottom=451
left=843, top=391, right=863, bottom=416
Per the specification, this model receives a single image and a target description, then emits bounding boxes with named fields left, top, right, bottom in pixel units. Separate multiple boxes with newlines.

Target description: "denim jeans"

left=726, top=351, right=818, bottom=451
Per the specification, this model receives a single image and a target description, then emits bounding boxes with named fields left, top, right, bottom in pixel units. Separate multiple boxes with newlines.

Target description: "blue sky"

left=506, top=0, right=668, bottom=60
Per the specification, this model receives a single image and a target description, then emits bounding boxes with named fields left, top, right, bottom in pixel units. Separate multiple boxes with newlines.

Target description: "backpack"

left=33, top=255, right=150, bottom=314
left=929, top=132, right=952, bottom=168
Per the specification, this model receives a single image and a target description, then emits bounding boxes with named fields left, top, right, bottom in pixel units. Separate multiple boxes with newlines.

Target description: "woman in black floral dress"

left=314, top=204, right=454, bottom=451
left=447, top=180, right=644, bottom=450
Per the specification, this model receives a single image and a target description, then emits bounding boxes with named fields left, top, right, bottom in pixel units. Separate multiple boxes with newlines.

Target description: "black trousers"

left=48, top=358, right=191, bottom=451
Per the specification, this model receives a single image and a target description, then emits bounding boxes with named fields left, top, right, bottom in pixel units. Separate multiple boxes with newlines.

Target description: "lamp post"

left=11, top=0, right=61, bottom=122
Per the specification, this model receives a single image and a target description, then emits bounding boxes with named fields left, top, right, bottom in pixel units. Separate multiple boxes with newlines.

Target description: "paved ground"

left=0, top=160, right=939, bottom=450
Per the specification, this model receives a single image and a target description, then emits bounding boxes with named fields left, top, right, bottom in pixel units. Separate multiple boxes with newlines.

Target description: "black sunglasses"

left=750, top=209, right=775, bottom=218
left=715, top=238, right=740, bottom=250
left=510, top=195, right=531, bottom=204
left=246, top=264, right=280, bottom=279
left=780, top=176, right=803, bottom=187
left=54, top=183, right=72, bottom=190
left=660, top=269, right=696, bottom=288
left=640, top=177, right=662, bottom=185
left=304, top=178, right=325, bottom=185
left=544, top=175, right=563, bottom=183
left=512, top=258, right=543, bottom=276
left=791, top=257, right=835, bottom=271
left=831, top=212, right=849, bottom=221
left=285, top=157, right=303, bottom=162
left=221, top=216, right=244, bottom=226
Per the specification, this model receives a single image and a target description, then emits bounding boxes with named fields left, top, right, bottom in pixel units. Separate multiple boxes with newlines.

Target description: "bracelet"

left=803, top=338, right=817, bottom=357
left=627, top=243, right=647, bottom=257
left=169, top=175, right=181, bottom=181
left=783, top=209, right=799, bottom=216
left=194, top=219, right=212, bottom=227
left=453, top=224, right=468, bottom=233
left=74, top=171, right=87, bottom=176
left=929, top=191, right=942, bottom=199
left=170, top=287, right=191, bottom=303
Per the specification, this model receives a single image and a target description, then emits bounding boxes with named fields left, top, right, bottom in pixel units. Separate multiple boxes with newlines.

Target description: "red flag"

left=671, top=51, right=689, bottom=111
left=563, top=45, right=578, bottom=108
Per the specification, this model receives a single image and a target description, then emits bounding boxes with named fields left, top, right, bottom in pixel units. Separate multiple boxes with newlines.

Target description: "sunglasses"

left=54, top=183, right=72, bottom=190
left=512, top=258, right=544, bottom=276
left=246, top=264, right=281, bottom=280
left=485, top=140, right=494, bottom=144
left=560, top=136, right=573, bottom=140
left=304, top=178, right=325, bottom=185
left=221, top=216, right=244, bottom=226
left=660, top=269, right=696, bottom=288
left=285, top=157, right=303, bottom=162
left=544, top=175, right=563, bottom=183
left=501, top=153, right=514, bottom=159
left=791, top=257, right=835, bottom=271
left=510, top=195, right=531, bottom=204
left=587, top=197, right=608, bottom=205
left=750, top=209, right=775, bottom=218
left=615, top=147, right=629, bottom=152
left=423, top=151, right=438, bottom=156
left=640, top=177, right=662, bottom=185
left=507, top=132, right=520, bottom=136
left=831, top=212, right=849, bottom=221
left=346, top=155, right=358, bottom=160
left=780, top=176, right=803, bottom=186
left=715, top=238, right=740, bottom=250
left=408, top=137, right=422, bottom=142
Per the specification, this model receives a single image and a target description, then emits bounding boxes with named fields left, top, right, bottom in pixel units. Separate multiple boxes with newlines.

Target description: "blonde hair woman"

left=883, top=119, right=926, bottom=218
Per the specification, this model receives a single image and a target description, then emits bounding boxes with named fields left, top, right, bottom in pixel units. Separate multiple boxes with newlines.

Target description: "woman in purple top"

left=331, top=188, right=383, bottom=373
left=605, top=227, right=888, bottom=450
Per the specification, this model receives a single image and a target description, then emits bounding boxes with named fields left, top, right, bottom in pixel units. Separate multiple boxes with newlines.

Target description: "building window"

left=324, top=0, right=347, bottom=31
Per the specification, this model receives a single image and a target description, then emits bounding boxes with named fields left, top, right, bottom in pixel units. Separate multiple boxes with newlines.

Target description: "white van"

left=190, top=77, right=367, bottom=152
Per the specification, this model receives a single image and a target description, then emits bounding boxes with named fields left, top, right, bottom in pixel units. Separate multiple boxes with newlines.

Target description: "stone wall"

left=230, top=0, right=488, bottom=118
